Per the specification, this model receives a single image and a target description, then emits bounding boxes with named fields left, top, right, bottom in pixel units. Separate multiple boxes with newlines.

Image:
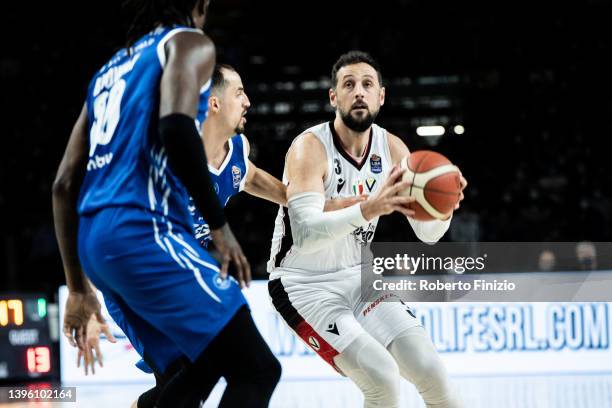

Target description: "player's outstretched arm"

left=243, top=160, right=287, bottom=206
left=240, top=138, right=287, bottom=205
left=52, top=104, right=103, bottom=349
left=387, top=132, right=467, bottom=243
left=158, top=31, right=250, bottom=285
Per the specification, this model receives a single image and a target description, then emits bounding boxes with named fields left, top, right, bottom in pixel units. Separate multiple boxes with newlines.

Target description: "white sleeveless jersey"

left=267, top=121, right=392, bottom=274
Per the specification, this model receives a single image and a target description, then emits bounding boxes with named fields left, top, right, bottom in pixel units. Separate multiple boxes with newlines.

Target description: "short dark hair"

left=331, top=51, right=383, bottom=88
left=210, top=64, right=237, bottom=94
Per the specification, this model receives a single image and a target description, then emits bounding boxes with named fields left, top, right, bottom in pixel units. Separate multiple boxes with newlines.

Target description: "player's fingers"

left=389, top=180, right=412, bottom=196
left=86, top=344, right=95, bottom=375
left=229, top=250, right=244, bottom=288
left=95, top=312, right=106, bottom=325
left=386, top=165, right=405, bottom=186
left=390, top=195, right=416, bottom=206
left=90, top=350, right=96, bottom=375
left=101, top=324, right=117, bottom=343
left=64, top=326, right=77, bottom=347
left=77, top=326, right=85, bottom=351
left=77, top=349, right=82, bottom=368
left=220, top=252, right=229, bottom=279
left=393, top=205, right=415, bottom=217
left=94, top=341, right=103, bottom=368
left=239, top=252, right=251, bottom=288
left=382, top=165, right=400, bottom=186
left=83, top=347, right=89, bottom=376
left=235, top=250, right=250, bottom=288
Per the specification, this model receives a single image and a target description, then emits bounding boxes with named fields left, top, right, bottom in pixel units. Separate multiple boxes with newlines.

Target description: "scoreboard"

left=0, top=294, right=52, bottom=381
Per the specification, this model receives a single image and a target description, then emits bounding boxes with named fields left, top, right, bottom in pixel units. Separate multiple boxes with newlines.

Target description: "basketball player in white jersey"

left=268, top=51, right=466, bottom=408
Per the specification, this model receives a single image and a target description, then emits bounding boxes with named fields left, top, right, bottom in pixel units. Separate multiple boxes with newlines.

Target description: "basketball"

left=399, top=151, right=462, bottom=220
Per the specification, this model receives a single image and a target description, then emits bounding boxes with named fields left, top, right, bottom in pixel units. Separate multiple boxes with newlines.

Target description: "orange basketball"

left=398, top=151, right=462, bottom=220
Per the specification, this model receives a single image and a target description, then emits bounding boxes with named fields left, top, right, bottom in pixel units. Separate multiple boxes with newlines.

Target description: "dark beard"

left=234, top=123, right=245, bottom=135
left=339, top=108, right=378, bottom=132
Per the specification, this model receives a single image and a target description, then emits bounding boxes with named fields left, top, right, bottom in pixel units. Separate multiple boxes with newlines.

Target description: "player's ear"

left=380, top=86, right=385, bottom=106
left=208, top=96, right=221, bottom=113
left=329, top=88, right=337, bottom=109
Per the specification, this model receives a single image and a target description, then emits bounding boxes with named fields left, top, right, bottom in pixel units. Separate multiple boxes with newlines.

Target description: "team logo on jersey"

left=337, top=178, right=346, bottom=193
left=370, top=154, right=382, bottom=174
left=365, top=178, right=377, bottom=192
left=352, top=180, right=365, bottom=195
left=308, top=336, right=321, bottom=351
left=213, top=274, right=232, bottom=290
left=231, top=166, right=242, bottom=189
left=214, top=183, right=220, bottom=194
left=334, top=158, right=342, bottom=175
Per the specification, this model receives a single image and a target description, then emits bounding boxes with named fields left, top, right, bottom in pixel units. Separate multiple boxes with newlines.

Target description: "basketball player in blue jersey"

left=52, top=1, right=281, bottom=407
left=79, top=63, right=365, bottom=407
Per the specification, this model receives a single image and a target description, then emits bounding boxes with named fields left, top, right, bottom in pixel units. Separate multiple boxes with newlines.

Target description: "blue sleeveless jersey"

left=78, top=26, right=211, bottom=232
left=106, top=135, right=249, bottom=375
left=191, top=134, right=249, bottom=245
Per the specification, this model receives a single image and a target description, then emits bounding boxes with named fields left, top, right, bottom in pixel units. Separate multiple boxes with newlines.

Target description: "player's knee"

left=366, top=355, right=400, bottom=394
left=408, top=352, right=449, bottom=389
left=410, top=356, right=457, bottom=406
left=237, top=350, right=281, bottom=392
left=337, top=336, right=401, bottom=406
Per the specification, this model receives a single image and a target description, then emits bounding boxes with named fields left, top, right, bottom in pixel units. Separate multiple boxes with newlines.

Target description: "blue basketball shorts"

left=78, top=206, right=246, bottom=373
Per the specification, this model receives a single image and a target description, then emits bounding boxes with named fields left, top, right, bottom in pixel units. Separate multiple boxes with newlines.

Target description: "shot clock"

left=0, top=294, right=53, bottom=381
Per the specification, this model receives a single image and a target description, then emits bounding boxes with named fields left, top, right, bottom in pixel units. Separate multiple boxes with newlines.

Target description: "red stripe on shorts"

left=294, top=319, right=340, bottom=371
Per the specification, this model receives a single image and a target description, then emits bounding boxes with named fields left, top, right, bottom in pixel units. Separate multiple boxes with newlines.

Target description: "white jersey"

left=268, top=121, right=392, bottom=274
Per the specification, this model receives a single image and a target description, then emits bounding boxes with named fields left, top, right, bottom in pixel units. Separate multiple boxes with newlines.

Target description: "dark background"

left=2, top=0, right=612, bottom=298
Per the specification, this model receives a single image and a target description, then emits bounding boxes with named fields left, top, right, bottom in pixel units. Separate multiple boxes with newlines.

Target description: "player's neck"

left=333, top=117, right=371, bottom=160
left=202, top=121, right=233, bottom=169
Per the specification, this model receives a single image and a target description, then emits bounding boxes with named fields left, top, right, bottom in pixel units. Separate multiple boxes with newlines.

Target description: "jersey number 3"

left=90, top=79, right=126, bottom=157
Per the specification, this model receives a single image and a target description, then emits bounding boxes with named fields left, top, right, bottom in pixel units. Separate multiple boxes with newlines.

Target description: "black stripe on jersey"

left=329, top=121, right=373, bottom=170
left=274, top=207, right=293, bottom=268
left=268, top=278, right=302, bottom=329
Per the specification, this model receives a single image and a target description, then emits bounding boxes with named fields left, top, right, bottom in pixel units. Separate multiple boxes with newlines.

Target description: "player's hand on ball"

left=211, top=224, right=251, bottom=288
left=360, top=164, right=416, bottom=220
left=439, top=172, right=467, bottom=219
left=324, top=195, right=368, bottom=211
left=456, top=172, right=467, bottom=210
left=77, top=313, right=116, bottom=375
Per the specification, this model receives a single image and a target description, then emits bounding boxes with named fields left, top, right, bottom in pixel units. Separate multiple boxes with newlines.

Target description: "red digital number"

left=27, top=347, right=51, bottom=373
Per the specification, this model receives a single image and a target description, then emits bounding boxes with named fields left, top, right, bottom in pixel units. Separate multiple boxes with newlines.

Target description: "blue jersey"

left=78, top=26, right=211, bottom=232
left=191, top=134, right=249, bottom=245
